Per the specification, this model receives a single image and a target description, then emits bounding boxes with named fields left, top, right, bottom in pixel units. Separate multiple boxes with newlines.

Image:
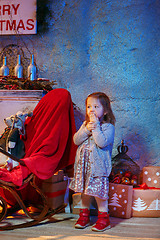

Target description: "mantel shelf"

left=0, top=90, right=43, bottom=101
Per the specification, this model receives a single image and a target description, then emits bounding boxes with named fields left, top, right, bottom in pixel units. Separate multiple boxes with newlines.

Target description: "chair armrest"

left=0, top=147, right=26, bottom=166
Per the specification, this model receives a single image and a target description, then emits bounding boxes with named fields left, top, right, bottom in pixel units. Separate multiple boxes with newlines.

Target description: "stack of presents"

left=42, top=142, right=160, bottom=219
left=72, top=141, right=160, bottom=218
left=108, top=165, right=160, bottom=218
left=72, top=166, right=160, bottom=218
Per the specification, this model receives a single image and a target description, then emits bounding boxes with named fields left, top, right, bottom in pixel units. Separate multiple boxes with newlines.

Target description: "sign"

left=0, top=0, right=37, bottom=35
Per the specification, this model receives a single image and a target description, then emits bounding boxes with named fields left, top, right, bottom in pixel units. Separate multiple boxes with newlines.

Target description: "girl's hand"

left=86, top=122, right=96, bottom=131
left=86, top=113, right=99, bottom=132
left=89, top=113, right=98, bottom=123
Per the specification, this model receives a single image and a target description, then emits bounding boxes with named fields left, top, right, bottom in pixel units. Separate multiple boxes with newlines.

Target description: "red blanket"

left=23, top=88, right=77, bottom=179
left=0, top=89, right=77, bottom=204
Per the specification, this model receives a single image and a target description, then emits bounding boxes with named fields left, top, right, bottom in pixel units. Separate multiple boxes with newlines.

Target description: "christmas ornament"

left=121, top=177, right=130, bottom=185
left=123, top=171, right=132, bottom=179
left=111, top=173, right=122, bottom=184
left=130, top=174, right=138, bottom=186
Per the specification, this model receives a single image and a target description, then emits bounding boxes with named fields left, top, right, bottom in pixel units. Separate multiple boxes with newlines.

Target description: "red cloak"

left=0, top=88, right=77, bottom=205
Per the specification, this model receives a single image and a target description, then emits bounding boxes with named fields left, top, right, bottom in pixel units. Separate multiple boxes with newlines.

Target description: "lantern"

left=110, top=140, right=140, bottom=186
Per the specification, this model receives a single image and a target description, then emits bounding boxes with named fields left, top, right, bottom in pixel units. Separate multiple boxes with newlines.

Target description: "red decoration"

left=110, top=170, right=138, bottom=186
left=121, top=177, right=130, bottom=185
left=130, top=179, right=138, bottom=186
left=124, top=171, right=132, bottom=178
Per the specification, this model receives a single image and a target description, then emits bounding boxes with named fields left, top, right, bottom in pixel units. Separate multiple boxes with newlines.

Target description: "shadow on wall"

left=124, top=132, right=152, bottom=170
left=73, top=104, right=85, bottom=131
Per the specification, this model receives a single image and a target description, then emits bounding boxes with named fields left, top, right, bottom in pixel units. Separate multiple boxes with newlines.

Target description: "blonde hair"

left=85, top=92, right=116, bottom=126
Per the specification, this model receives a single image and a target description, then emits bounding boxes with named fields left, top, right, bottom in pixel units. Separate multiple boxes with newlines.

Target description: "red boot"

left=92, top=211, right=111, bottom=232
left=75, top=208, right=90, bottom=229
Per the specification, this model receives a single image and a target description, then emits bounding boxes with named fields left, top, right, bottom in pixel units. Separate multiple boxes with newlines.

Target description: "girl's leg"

left=81, top=193, right=91, bottom=209
left=94, top=196, right=108, bottom=212
left=75, top=193, right=91, bottom=229
left=92, top=196, right=110, bottom=232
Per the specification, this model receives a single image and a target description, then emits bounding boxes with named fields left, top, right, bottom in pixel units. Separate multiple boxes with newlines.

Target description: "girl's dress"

left=69, top=138, right=109, bottom=200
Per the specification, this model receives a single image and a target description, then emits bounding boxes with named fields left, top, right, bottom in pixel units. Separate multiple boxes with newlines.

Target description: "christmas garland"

left=0, top=76, right=56, bottom=91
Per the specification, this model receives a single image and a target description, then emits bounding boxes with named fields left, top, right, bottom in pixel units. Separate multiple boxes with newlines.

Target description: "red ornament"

left=121, top=177, right=130, bottom=185
left=123, top=171, right=132, bottom=179
left=111, top=173, right=122, bottom=184
left=131, top=174, right=137, bottom=179
left=130, top=178, right=138, bottom=186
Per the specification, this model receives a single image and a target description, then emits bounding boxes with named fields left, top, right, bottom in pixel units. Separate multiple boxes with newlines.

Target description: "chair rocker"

left=0, top=142, right=67, bottom=230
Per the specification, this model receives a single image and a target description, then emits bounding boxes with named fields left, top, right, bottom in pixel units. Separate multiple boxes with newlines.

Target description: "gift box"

left=108, top=183, right=133, bottom=218
left=42, top=180, right=68, bottom=209
left=132, top=187, right=160, bottom=217
left=142, top=166, right=160, bottom=188
left=43, top=170, right=64, bottom=183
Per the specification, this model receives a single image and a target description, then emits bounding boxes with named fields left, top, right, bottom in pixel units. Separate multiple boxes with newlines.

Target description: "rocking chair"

left=0, top=88, right=76, bottom=230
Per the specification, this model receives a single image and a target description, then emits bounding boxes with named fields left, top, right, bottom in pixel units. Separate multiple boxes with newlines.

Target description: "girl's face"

left=86, top=97, right=105, bottom=121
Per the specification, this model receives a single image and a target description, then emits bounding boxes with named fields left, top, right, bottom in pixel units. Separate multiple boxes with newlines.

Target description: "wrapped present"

left=143, top=166, right=160, bottom=188
left=42, top=180, right=68, bottom=209
left=132, top=185, right=160, bottom=217
left=43, top=170, right=64, bottom=183
left=108, top=183, right=133, bottom=218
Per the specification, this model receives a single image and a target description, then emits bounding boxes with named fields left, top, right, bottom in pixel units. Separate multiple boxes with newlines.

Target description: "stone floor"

left=0, top=212, right=159, bottom=240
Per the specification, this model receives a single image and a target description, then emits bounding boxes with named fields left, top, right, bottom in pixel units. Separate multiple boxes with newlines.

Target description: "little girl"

left=69, top=92, right=116, bottom=232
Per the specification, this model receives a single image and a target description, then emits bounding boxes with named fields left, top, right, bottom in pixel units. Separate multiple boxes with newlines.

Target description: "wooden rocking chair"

left=0, top=89, right=76, bottom=230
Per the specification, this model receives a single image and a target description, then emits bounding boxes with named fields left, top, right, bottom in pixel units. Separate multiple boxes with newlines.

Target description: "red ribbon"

left=135, top=183, right=160, bottom=190
left=44, top=189, right=66, bottom=198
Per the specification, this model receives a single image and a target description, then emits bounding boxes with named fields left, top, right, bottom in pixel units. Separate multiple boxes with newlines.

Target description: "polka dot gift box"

left=108, top=183, right=133, bottom=218
left=142, top=166, right=160, bottom=188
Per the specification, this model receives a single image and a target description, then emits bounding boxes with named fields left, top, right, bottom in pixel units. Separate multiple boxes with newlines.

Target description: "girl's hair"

left=85, top=92, right=116, bottom=126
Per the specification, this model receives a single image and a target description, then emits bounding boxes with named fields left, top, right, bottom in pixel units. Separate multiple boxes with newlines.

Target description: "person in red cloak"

left=0, top=88, right=77, bottom=206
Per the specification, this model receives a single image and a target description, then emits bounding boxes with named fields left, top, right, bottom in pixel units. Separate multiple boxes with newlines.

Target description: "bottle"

left=0, top=56, right=9, bottom=76
left=28, top=55, right=37, bottom=80
left=15, top=55, right=23, bottom=78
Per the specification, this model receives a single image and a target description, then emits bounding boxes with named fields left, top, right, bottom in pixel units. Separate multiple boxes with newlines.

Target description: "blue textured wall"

left=0, top=0, right=159, bottom=169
